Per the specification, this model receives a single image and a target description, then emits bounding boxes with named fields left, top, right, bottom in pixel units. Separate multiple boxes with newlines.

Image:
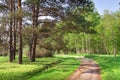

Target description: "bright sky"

left=93, top=0, right=120, bottom=15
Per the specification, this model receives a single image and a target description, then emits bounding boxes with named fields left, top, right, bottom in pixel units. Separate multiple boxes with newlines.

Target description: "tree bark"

left=18, top=0, right=22, bottom=64
left=30, top=1, right=39, bottom=62
left=9, top=0, right=13, bottom=62
left=13, top=0, right=16, bottom=60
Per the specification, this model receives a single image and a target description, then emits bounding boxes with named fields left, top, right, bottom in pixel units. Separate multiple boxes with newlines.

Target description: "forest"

left=0, top=0, right=120, bottom=80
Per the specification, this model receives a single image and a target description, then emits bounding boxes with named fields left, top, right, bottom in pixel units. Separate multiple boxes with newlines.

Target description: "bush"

left=24, top=46, right=53, bottom=58
left=0, top=52, right=8, bottom=56
left=0, top=47, right=8, bottom=56
left=35, top=48, right=53, bottom=58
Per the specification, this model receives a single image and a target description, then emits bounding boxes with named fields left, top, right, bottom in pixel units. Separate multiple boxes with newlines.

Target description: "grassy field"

left=85, top=55, right=120, bottom=80
left=0, top=55, right=80, bottom=80
left=1, top=53, right=120, bottom=80
left=0, top=56, right=61, bottom=80
left=28, top=57, right=80, bottom=80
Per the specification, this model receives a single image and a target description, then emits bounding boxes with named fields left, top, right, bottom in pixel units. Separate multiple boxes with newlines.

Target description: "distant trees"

left=96, top=11, right=120, bottom=57
left=61, top=10, right=101, bottom=54
left=63, top=10, right=120, bottom=57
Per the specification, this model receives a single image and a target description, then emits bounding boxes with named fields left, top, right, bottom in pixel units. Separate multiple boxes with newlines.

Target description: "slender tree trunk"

left=111, top=29, right=116, bottom=57
left=86, top=28, right=89, bottom=54
left=13, top=0, right=16, bottom=60
left=18, top=0, right=22, bottom=64
left=85, top=34, right=88, bottom=53
left=9, top=0, right=13, bottom=62
left=114, top=47, right=116, bottom=57
left=76, top=48, right=80, bottom=54
left=30, top=5, right=35, bottom=62
left=88, top=34, right=90, bottom=54
left=29, top=39, right=33, bottom=59
left=75, top=39, right=79, bottom=54
left=81, top=34, right=85, bottom=53
left=31, top=34, right=37, bottom=61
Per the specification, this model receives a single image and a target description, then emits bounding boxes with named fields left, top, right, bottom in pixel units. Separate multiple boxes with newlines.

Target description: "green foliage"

left=96, top=10, right=120, bottom=54
left=56, top=5, right=97, bottom=33
left=26, top=0, right=40, bottom=4
left=61, top=10, right=120, bottom=54
left=64, top=33, right=85, bottom=50
left=54, top=8, right=100, bottom=54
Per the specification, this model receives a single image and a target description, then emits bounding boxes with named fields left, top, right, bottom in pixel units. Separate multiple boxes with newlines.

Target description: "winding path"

left=67, top=58, right=101, bottom=80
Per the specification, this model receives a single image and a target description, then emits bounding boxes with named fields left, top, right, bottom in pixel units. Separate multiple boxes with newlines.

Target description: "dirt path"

left=67, top=58, right=101, bottom=80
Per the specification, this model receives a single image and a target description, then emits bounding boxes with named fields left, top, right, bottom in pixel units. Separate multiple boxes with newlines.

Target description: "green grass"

left=0, top=56, right=61, bottom=80
left=0, top=55, right=80, bottom=80
left=85, top=55, right=120, bottom=80
left=27, top=57, right=80, bottom=80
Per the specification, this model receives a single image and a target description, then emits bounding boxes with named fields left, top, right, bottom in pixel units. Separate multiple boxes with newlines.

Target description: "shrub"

left=35, top=48, right=53, bottom=58
left=24, top=45, right=53, bottom=58
left=0, top=51, right=8, bottom=56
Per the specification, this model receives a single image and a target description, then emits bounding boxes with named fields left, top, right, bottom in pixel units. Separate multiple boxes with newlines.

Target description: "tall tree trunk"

left=18, top=0, right=22, bottom=64
left=9, top=0, right=13, bottom=62
left=13, top=0, right=16, bottom=60
left=30, top=2, right=39, bottom=62
left=30, top=5, right=35, bottom=62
